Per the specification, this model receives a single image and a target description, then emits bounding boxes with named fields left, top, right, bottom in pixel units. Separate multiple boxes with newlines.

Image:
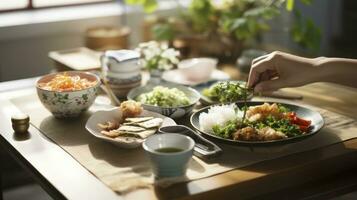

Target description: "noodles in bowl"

left=36, top=71, right=100, bottom=118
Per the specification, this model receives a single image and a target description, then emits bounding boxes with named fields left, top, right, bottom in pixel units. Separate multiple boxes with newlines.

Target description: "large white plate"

left=162, top=69, right=230, bottom=86
left=85, top=108, right=176, bottom=148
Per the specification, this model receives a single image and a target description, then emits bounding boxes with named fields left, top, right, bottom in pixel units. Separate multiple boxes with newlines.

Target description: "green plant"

left=126, top=0, right=321, bottom=53
left=125, top=0, right=158, bottom=13
left=289, top=0, right=321, bottom=52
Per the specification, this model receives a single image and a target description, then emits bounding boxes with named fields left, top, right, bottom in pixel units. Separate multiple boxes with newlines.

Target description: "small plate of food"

left=85, top=100, right=176, bottom=148
left=191, top=102, right=324, bottom=145
left=127, top=83, right=200, bottom=119
left=200, top=81, right=253, bottom=105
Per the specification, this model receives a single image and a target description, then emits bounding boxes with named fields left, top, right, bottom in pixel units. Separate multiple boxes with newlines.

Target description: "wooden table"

left=1, top=74, right=357, bottom=200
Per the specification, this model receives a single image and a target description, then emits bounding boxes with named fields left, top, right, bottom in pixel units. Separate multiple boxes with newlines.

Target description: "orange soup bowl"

left=36, top=71, right=100, bottom=118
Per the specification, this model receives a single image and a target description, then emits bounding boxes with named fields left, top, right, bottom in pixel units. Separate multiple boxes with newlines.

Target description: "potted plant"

left=126, top=0, right=321, bottom=62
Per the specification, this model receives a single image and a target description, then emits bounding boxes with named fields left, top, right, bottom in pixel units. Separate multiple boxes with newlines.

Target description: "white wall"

left=0, top=0, right=342, bottom=81
left=0, top=1, right=178, bottom=81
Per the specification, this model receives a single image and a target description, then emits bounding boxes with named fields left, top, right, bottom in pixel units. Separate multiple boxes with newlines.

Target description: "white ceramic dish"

left=85, top=107, right=176, bottom=149
left=101, top=50, right=141, bottom=73
left=127, top=82, right=201, bottom=119
left=162, top=69, right=230, bottom=86
left=177, top=58, right=217, bottom=81
left=105, top=70, right=141, bottom=79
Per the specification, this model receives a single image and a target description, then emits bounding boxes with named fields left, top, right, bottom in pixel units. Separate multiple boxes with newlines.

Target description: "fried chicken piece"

left=97, top=121, right=120, bottom=131
left=258, top=127, right=287, bottom=140
left=120, top=100, right=143, bottom=118
left=101, top=130, right=121, bottom=138
left=233, top=127, right=262, bottom=141
left=233, top=126, right=288, bottom=141
left=246, top=103, right=283, bottom=122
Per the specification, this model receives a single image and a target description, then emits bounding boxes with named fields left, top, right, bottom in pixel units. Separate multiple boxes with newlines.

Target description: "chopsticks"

left=100, top=77, right=121, bottom=106
left=259, top=91, right=303, bottom=100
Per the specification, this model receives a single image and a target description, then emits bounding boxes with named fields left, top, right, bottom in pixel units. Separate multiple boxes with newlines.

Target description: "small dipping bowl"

left=143, top=133, right=195, bottom=178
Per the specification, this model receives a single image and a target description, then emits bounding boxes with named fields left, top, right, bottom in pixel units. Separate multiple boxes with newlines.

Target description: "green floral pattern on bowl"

left=36, top=71, right=100, bottom=118
left=37, top=87, right=98, bottom=118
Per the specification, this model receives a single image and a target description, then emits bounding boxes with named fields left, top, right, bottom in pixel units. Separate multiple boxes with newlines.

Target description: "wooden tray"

left=48, top=47, right=102, bottom=71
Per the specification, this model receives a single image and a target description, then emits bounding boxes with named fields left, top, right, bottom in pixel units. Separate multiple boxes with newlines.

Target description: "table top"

left=1, top=71, right=357, bottom=200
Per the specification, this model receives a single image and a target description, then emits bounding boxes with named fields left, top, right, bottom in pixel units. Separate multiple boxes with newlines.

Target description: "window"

left=0, top=0, right=113, bottom=12
left=33, top=0, right=113, bottom=8
left=0, top=0, right=28, bottom=11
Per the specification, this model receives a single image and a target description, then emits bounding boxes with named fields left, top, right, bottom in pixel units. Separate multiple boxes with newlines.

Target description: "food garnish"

left=120, top=100, right=143, bottom=118
left=202, top=81, right=251, bottom=103
left=97, top=121, right=119, bottom=131
left=136, top=86, right=190, bottom=107
left=38, top=72, right=97, bottom=92
left=199, top=103, right=311, bottom=141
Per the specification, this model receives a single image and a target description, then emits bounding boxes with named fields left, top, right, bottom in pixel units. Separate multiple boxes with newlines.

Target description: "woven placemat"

left=11, top=94, right=357, bottom=193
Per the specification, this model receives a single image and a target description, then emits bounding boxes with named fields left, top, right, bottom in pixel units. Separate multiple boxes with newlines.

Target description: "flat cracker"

left=118, top=125, right=146, bottom=132
left=117, top=129, right=157, bottom=139
left=137, top=118, right=163, bottom=129
left=101, top=130, right=120, bottom=138
left=125, top=117, right=154, bottom=123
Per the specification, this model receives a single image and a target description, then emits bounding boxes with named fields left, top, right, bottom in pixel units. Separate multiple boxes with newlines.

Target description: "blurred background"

left=0, top=0, right=355, bottom=82
left=0, top=0, right=356, bottom=199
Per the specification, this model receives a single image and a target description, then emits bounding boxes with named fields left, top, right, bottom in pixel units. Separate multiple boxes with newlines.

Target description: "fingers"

left=247, top=54, right=276, bottom=88
left=259, top=69, right=278, bottom=82
left=251, top=54, right=269, bottom=65
left=254, top=79, right=284, bottom=92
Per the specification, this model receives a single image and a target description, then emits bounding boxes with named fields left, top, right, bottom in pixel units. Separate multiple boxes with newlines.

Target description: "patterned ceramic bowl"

left=36, top=71, right=100, bottom=118
left=127, top=82, right=200, bottom=119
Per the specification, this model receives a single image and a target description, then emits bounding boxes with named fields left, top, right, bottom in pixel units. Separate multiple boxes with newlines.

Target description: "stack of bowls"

left=102, top=50, right=142, bottom=98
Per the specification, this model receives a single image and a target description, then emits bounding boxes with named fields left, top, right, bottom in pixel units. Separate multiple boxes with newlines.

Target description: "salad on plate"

left=199, top=103, right=312, bottom=142
left=201, top=81, right=253, bottom=104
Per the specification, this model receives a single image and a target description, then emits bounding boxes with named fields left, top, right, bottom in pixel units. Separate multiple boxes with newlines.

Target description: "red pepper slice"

left=288, top=112, right=296, bottom=118
left=290, top=116, right=298, bottom=124
left=295, top=117, right=311, bottom=126
left=299, top=125, right=309, bottom=132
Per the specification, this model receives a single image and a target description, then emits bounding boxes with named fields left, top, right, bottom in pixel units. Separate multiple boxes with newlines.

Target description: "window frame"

left=0, top=0, right=115, bottom=13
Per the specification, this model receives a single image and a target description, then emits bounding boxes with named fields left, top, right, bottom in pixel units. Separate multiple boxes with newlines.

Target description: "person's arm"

left=316, top=57, right=357, bottom=88
left=247, top=51, right=357, bottom=92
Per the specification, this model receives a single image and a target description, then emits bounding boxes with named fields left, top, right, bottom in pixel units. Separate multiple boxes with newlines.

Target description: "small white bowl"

left=143, top=133, right=195, bottom=178
left=101, top=50, right=141, bottom=73
left=178, top=58, right=218, bottom=82
left=105, top=70, right=141, bottom=80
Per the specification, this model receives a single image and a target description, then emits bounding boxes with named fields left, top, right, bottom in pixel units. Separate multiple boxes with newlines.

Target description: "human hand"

left=247, top=51, right=319, bottom=92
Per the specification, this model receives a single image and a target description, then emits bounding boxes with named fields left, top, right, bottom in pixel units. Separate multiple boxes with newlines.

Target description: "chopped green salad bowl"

left=127, top=83, right=200, bottom=119
left=200, top=80, right=253, bottom=105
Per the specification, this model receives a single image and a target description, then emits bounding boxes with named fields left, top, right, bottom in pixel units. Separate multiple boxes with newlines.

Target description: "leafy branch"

left=125, top=0, right=321, bottom=53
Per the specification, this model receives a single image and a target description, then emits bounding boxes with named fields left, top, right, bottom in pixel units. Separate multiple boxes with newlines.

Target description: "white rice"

left=199, top=104, right=238, bottom=133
